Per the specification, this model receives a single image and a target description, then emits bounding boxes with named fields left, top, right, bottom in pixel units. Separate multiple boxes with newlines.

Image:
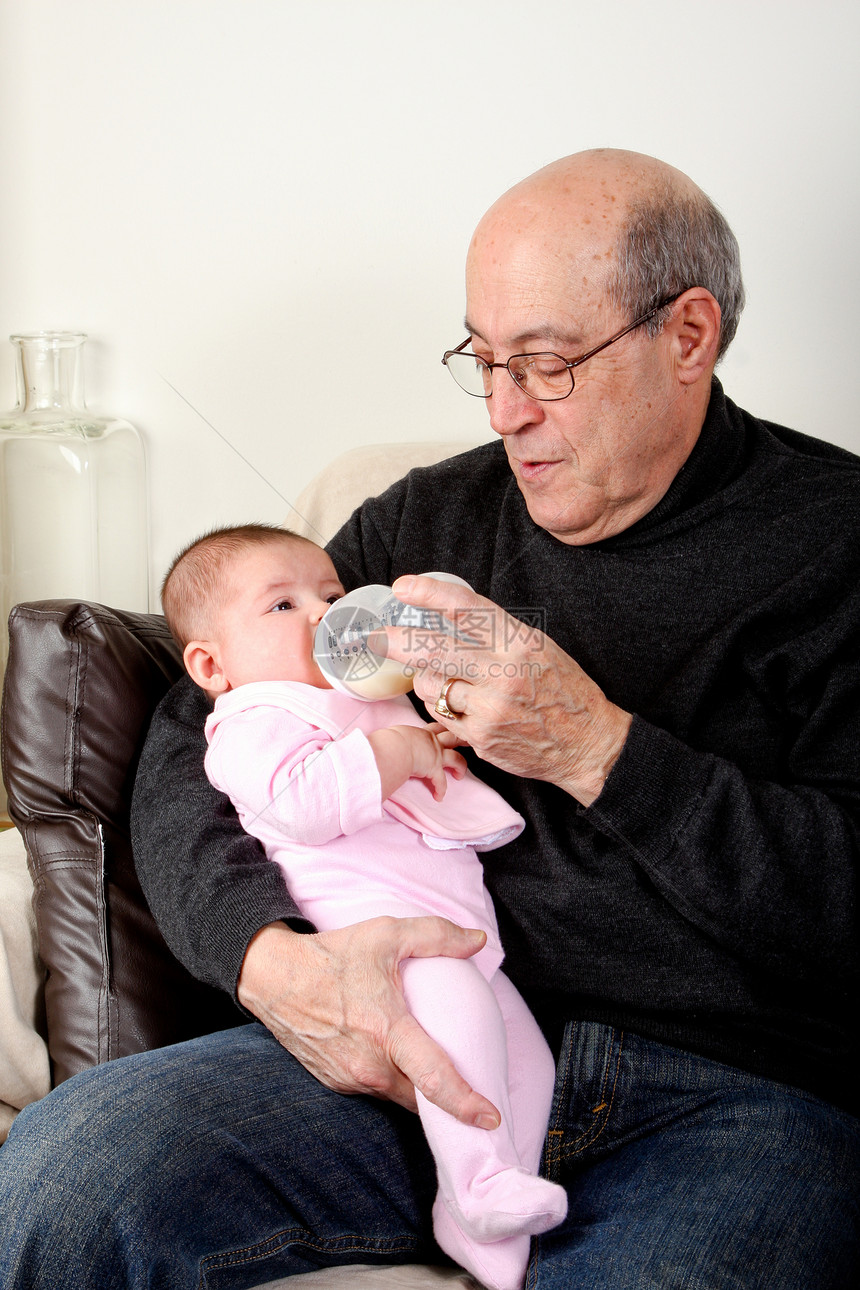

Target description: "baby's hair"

left=161, top=523, right=318, bottom=649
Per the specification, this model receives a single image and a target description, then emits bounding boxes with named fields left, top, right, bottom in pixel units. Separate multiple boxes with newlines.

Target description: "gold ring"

left=434, top=678, right=463, bottom=720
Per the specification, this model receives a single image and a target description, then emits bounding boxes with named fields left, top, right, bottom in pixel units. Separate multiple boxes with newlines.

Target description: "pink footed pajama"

left=205, top=681, right=568, bottom=1290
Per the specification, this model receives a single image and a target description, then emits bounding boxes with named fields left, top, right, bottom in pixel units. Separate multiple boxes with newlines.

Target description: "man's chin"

left=518, top=479, right=604, bottom=546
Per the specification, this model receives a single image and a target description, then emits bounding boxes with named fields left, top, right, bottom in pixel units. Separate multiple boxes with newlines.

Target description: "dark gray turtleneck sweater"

left=131, top=381, right=860, bottom=1115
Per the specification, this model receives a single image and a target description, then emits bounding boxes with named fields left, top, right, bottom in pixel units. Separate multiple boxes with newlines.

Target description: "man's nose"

left=487, top=372, right=543, bottom=437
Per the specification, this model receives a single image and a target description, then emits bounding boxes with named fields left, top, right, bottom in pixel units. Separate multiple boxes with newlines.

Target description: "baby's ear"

left=184, top=641, right=230, bottom=695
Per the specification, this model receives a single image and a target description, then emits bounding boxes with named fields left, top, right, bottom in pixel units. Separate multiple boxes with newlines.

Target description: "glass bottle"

left=0, top=332, right=149, bottom=621
left=314, top=572, right=472, bottom=700
left=0, top=331, right=150, bottom=809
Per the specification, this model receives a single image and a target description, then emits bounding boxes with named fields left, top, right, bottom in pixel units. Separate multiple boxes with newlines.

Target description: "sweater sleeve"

left=130, top=677, right=312, bottom=1000
left=586, top=600, right=860, bottom=985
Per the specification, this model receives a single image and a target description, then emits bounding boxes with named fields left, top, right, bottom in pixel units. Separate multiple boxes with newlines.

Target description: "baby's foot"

left=432, top=1194, right=530, bottom=1290
left=447, top=1166, right=568, bottom=1242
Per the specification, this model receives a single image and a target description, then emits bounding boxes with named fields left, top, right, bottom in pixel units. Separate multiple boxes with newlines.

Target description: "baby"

left=161, top=522, right=567, bottom=1290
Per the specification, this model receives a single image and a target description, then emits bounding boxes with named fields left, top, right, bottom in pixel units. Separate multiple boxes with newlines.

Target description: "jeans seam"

left=549, top=1028, right=625, bottom=1165
left=198, top=1228, right=422, bottom=1286
left=563, top=1028, right=624, bottom=1158
left=525, top=1232, right=543, bottom=1289
left=545, top=1025, right=576, bottom=1182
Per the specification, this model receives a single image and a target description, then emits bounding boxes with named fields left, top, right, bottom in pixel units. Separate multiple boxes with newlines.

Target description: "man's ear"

left=668, top=288, right=722, bottom=385
left=183, top=640, right=230, bottom=695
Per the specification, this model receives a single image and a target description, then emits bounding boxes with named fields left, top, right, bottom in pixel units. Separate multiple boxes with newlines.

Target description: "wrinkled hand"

left=237, top=916, right=501, bottom=1126
left=376, top=575, right=633, bottom=807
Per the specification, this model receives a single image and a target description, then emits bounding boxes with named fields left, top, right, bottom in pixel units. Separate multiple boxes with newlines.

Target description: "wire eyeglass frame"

left=441, top=292, right=684, bottom=401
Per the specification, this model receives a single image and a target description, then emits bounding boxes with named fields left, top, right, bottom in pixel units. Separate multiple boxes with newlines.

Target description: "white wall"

left=1, top=0, right=858, bottom=604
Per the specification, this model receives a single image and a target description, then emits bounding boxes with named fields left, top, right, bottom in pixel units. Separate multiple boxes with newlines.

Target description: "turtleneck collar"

left=594, top=377, right=749, bottom=548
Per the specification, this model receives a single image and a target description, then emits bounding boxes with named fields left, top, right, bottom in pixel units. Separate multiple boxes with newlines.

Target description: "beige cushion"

left=284, top=440, right=483, bottom=545
left=0, top=826, right=50, bottom=1141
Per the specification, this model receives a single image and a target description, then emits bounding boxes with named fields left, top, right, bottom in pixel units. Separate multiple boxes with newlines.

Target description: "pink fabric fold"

left=206, top=681, right=524, bottom=851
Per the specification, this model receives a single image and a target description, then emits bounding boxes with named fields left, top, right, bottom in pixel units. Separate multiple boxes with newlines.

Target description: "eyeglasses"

left=441, top=293, right=683, bottom=401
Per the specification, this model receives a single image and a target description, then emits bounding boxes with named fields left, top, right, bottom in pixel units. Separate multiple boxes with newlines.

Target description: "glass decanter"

left=0, top=331, right=150, bottom=621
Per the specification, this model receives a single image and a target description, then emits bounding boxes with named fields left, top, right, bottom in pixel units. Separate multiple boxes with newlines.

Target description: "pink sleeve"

left=205, top=705, right=384, bottom=845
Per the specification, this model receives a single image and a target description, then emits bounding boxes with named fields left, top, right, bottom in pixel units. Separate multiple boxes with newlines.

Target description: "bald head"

left=459, top=150, right=742, bottom=545
left=469, top=149, right=744, bottom=360
left=489, top=149, right=700, bottom=208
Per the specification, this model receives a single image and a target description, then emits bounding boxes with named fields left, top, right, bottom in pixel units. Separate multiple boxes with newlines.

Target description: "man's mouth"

left=516, top=458, right=558, bottom=481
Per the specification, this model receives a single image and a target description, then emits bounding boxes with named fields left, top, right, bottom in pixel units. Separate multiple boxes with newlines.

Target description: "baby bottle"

left=314, top=572, right=472, bottom=701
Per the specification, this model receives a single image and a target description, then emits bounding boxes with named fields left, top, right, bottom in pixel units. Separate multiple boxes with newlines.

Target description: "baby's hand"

left=395, top=724, right=467, bottom=800
left=368, top=724, right=467, bottom=802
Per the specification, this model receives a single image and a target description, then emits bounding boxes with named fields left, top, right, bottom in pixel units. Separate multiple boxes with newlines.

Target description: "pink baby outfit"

left=205, top=681, right=568, bottom=1290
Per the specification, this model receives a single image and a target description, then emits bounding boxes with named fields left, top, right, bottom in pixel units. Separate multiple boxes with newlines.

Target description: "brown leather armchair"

left=0, top=441, right=479, bottom=1093
left=1, top=599, right=241, bottom=1088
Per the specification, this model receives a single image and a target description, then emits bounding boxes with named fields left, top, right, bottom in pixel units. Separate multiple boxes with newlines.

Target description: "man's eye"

left=533, top=356, right=567, bottom=376
left=518, top=354, right=565, bottom=377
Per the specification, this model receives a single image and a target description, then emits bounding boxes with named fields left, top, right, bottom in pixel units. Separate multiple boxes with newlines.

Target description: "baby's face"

left=212, top=541, right=344, bottom=690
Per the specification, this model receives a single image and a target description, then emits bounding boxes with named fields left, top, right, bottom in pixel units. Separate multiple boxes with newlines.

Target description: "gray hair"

left=606, top=184, right=746, bottom=361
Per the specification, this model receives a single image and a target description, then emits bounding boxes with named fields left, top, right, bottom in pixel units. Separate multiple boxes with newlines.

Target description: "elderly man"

left=1, top=150, right=858, bottom=1288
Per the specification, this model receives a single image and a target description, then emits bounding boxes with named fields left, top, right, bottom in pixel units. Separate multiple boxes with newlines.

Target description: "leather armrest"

left=1, top=600, right=240, bottom=1086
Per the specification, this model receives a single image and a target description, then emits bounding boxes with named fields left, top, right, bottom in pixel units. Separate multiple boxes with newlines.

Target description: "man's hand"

left=237, top=917, right=501, bottom=1127
left=376, top=575, right=633, bottom=807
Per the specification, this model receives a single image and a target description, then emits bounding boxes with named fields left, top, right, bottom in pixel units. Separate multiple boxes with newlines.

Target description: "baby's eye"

left=326, top=594, right=342, bottom=605
left=271, top=599, right=295, bottom=612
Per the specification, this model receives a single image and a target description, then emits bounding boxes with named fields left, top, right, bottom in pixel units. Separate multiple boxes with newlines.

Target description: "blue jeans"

left=1, top=1021, right=857, bottom=1289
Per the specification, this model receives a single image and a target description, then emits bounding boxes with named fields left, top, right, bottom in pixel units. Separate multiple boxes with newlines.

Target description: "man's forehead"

left=464, top=237, right=613, bottom=348
left=469, top=190, right=617, bottom=271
